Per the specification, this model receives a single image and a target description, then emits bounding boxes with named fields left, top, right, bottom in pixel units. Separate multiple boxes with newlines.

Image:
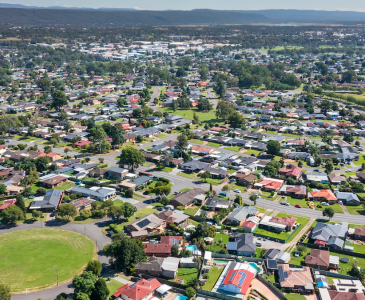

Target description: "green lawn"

left=205, top=178, right=223, bottom=186
left=170, top=268, right=198, bottom=285
left=0, top=229, right=95, bottom=293
left=346, top=206, right=365, bottom=215
left=244, top=149, right=261, bottom=156
left=158, top=107, right=220, bottom=123
left=155, top=166, right=174, bottom=173
left=276, top=213, right=312, bottom=243
left=202, top=267, right=224, bottom=291
left=106, top=279, right=123, bottom=297
left=354, top=154, right=365, bottom=166
left=207, top=142, right=222, bottom=148
left=55, top=181, right=76, bottom=191
left=156, top=134, right=169, bottom=139
left=285, top=294, right=306, bottom=300
left=316, top=203, right=344, bottom=214
left=177, top=172, right=196, bottom=179
left=184, top=207, right=199, bottom=216
left=190, top=139, right=205, bottom=144
left=206, top=233, right=229, bottom=252
left=181, top=188, right=192, bottom=193
left=214, top=233, right=229, bottom=244
left=224, top=146, right=241, bottom=152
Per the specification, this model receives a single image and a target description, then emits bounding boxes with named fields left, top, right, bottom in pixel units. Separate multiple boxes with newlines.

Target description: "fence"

left=141, top=274, right=188, bottom=290
left=316, top=270, right=359, bottom=280
left=197, top=289, right=242, bottom=300
left=257, top=275, right=287, bottom=300
left=298, top=242, right=365, bottom=259
left=253, top=224, right=302, bottom=244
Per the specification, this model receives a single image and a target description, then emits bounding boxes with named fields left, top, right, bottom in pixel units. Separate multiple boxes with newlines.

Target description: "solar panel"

left=136, top=219, right=151, bottom=228
left=228, top=270, right=237, bottom=282
left=237, top=272, right=247, bottom=287
left=171, top=238, right=179, bottom=246
left=74, top=202, right=80, bottom=206
left=278, top=266, right=285, bottom=282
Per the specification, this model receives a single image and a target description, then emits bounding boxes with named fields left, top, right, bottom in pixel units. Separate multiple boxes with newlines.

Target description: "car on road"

left=346, top=169, right=352, bottom=172
left=340, top=163, right=345, bottom=166
left=5, top=140, right=9, bottom=142
left=156, top=207, right=164, bottom=211
left=256, top=242, right=262, bottom=247
left=138, top=144, right=143, bottom=146
left=313, top=169, right=319, bottom=172
left=321, top=202, right=329, bottom=206
left=295, top=204, right=302, bottom=208
left=358, top=168, right=363, bottom=172
left=234, top=189, right=241, bottom=193
left=251, top=154, right=256, bottom=156
left=219, top=192, right=227, bottom=196
left=281, top=201, right=290, bottom=206
left=174, top=191, right=180, bottom=195
left=335, top=167, right=340, bottom=170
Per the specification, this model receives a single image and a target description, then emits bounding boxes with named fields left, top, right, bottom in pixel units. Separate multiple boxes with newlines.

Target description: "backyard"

left=170, top=268, right=198, bottom=285
left=202, top=267, right=224, bottom=291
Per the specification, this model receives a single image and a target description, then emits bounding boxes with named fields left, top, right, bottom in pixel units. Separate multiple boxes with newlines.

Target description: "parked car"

left=313, top=169, right=319, bottom=172
left=219, top=192, right=227, bottom=196
left=321, top=202, right=329, bottom=206
left=295, top=204, right=302, bottom=208
left=234, top=189, right=241, bottom=193
left=346, top=169, right=352, bottom=172
left=335, top=167, right=340, bottom=170
left=281, top=201, right=290, bottom=206
left=251, top=154, right=256, bottom=157
left=256, top=242, right=262, bottom=247
left=294, top=251, right=300, bottom=257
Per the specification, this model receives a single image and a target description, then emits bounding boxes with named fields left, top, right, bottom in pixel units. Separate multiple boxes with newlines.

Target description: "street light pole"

left=56, top=268, right=58, bottom=285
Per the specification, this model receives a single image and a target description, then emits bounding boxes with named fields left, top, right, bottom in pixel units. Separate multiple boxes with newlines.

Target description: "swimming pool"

left=248, top=262, right=262, bottom=273
left=173, top=295, right=188, bottom=300
left=187, top=245, right=198, bottom=252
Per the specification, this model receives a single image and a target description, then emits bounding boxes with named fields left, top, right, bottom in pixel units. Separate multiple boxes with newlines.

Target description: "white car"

left=234, top=189, right=241, bottom=193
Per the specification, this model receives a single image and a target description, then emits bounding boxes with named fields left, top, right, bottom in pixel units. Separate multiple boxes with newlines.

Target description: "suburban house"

left=308, top=189, right=338, bottom=204
left=218, top=268, right=255, bottom=296
left=112, top=278, right=162, bottom=300
left=203, top=167, right=229, bottom=179
left=254, top=178, right=284, bottom=192
left=259, top=216, right=297, bottom=233
left=29, top=189, right=63, bottom=212
left=226, top=233, right=256, bottom=257
left=306, top=172, right=329, bottom=184
left=70, top=186, right=116, bottom=201
left=40, top=174, right=68, bottom=189
left=0, top=199, right=16, bottom=211
left=235, top=173, right=257, bottom=187
left=335, top=192, right=360, bottom=206
left=180, top=160, right=210, bottom=173
left=305, top=249, right=339, bottom=271
left=5, top=185, right=24, bottom=196
left=191, top=145, right=214, bottom=156
left=106, top=167, right=128, bottom=180
left=279, top=185, right=307, bottom=199
left=353, top=228, right=365, bottom=241
left=204, top=197, right=234, bottom=211
left=144, top=244, right=171, bottom=257
left=169, top=188, right=205, bottom=208
left=135, top=257, right=180, bottom=279
left=311, top=222, right=348, bottom=249
left=328, top=174, right=347, bottom=185
left=278, top=264, right=314, bottom=294
left=262, top=249, right=281, bottom=260
left=119, top=176, right=154, bottom=191
left=278, top=166, right=302, bottom=180
left=70, top=198, right=96, bottom=211
left=225, top=206, right=259, bottom=226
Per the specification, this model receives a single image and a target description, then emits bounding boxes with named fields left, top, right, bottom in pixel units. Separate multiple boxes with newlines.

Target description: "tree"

left=325, top=160, right=334, bottom=174
left=186, top=287, right=196, bottom=299
left=323, top=207, right=335, bottom=220
left=51, top=90, right=68, bottom=110
left=86, top=260, right=102, bottom=276
left=229, top=112, right=245, bottom=129
left=32, top=210, right=43, bottom=220
left=0, top=284, right=11, bottom=300
left=80, top=209, right=92, bottom=219
left=15, top=195, right=26, bottom=214
left=298, top=161, right=303, bottom=168
left=123, top=202, right=137, bottom=220
left=177, top=133, right=188, bottom=153
left=58, top=204, right=77, bottom=221
left=249, top=194, right=258, bottom=206
left=22, top=187, right=33, bottom=197
left=90, top=278, right=109, bottom=300
left=1, top=205, right=24, bottom=224
left=200, top=171, right=211, bottom=181
left=266, top=140, right=281, bottom=156
left=35, top=156, right=51, bottom=172
left=235, top=195, right=242, bottom=206
left=103, top=233, right=145, bottom=272
left=0, top=184, right=6, bottom=195
left=75, top=292, right=90, bottom=300
left=44, top=145, right=52, bottom=154
left=343, top=134, right=354, bottom=143
left=119, top=147, right=145, bottom=171
left=72, top=271, right=98, bottom=294
left=171, top=244, right=179, bottom=256
left=192, top=112, right=200, bottom=124
left=107, top=206, right=124, bottom=222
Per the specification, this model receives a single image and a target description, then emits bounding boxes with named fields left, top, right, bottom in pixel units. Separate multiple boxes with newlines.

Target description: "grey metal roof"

left=227, top=206, right=258, bottom=222
left=30, top=189, right=63, bottom=209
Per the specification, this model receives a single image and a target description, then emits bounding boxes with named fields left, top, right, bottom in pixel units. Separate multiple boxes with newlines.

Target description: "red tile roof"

left=113, top=278, right=162, bottom=300
left=0, top=199, right=16, bottom=210
left=279, top=166, right=302, bottom=177
left=144, top=244, right=171, bottom=255
left=242, top=221, right=256, bottom=229
left=160, top=236, right=183, bottom=245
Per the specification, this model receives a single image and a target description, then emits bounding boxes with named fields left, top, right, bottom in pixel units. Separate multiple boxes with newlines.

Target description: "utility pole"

left=56, top=268, right=58, bottom=285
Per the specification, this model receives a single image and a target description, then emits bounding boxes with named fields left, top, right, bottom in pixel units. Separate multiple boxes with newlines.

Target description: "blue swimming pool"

left=187, top=245, right=198, bottom=252
left=174, top=295, right=188, bottom=300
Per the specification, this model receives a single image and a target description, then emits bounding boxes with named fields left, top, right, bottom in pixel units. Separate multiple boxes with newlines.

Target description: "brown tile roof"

left=305, top=249, right=329, bottom=268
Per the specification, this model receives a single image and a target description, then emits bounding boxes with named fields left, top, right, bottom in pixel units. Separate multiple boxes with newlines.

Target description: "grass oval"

left=0, top=228, right=96, bottom=293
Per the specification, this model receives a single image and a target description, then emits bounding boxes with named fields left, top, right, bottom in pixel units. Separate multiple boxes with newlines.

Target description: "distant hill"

left=0, top=3, right=136, bottom=10
left=0, top=8, right=268, bottom=26
left=0, top=7, right=365, bottom=26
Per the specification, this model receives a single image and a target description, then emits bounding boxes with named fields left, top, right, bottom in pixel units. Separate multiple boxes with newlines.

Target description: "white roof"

left=156, top=285, right=172, bottom=295
left=204, top=251, right=212, bottom=260
left=260, top=216, right=286, bottom=230
left=161, top=257, right=180, bottom=272
left=180, top=257, right=195, bottom=263
left=329, top=255, right=340, bottom=265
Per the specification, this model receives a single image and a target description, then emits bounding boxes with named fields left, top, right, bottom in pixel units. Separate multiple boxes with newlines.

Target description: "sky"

left=4, top=0, right=365, bottom=11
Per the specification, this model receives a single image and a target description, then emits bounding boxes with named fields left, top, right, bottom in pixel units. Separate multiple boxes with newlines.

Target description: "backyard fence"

left=253, top=224, right=302, bottom=244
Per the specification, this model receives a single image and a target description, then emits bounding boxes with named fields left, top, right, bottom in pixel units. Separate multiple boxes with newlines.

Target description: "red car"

left=295, top=204, right=302, bottom=208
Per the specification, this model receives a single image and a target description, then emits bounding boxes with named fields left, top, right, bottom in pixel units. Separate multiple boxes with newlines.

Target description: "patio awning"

left=156, top=285, right=172, bottom=294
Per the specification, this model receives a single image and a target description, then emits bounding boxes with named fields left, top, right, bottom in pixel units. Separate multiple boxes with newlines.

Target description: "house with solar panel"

left=278, top=264, right=314, bottom=294
left=29, top=189, right=63, bottom=212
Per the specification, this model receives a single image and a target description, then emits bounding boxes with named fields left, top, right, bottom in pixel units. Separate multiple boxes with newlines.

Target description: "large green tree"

left=0, top=284, right=11, bottom=300
left=72, top=271, right=98, bottom=294
left=266, top=140, right=281, bottom=156
left=1, top=205, right=24, bottom=224
left=51, top=90, right=68, bottom=110
left=119, top=147, right=145, bottom=171
left=58, top=204, right=77, bottom=221
left=90, top=278, right=109, bottom=300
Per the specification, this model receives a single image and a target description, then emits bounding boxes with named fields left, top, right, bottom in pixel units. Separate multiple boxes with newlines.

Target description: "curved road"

left=0, top=218, right=112, bottom=300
